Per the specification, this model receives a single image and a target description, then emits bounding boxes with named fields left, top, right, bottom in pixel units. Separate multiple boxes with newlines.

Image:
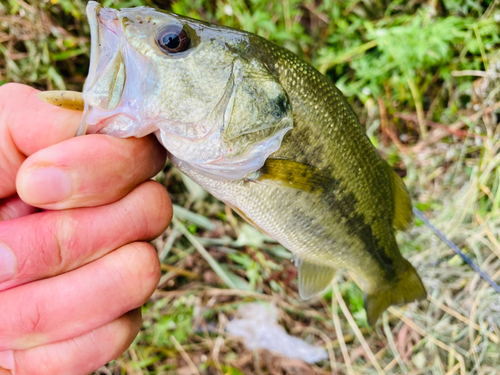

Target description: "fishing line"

left=413, top=206, right=500, bottom=294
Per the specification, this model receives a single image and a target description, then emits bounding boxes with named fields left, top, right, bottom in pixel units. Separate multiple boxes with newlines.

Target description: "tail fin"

left=364, top=259, right=426, bottom=325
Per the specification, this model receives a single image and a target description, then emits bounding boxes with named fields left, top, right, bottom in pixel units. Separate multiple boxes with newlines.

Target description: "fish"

left=39, top=1, right=426, bottom=325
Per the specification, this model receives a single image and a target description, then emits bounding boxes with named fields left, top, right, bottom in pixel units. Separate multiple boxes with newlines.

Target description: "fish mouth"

left=78, top=1, right=126, bottom=135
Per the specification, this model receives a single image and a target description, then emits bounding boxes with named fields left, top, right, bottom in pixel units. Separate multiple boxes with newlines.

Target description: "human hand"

left=0, top=83, right=172, bottom=375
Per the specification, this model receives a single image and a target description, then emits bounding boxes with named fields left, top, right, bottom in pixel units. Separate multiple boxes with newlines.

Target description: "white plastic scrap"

left=225, top=303, right=327, bottom=364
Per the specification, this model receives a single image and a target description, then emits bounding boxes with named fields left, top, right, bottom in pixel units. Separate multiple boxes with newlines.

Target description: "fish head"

left=82, top=1, right=293, bottom=179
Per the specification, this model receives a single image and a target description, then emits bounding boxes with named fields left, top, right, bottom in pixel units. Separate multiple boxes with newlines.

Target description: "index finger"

left=0, top=83, right=82, bottom=198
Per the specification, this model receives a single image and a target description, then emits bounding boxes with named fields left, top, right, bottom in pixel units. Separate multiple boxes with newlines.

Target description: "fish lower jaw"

left=83, top=110, right=156, bottom=138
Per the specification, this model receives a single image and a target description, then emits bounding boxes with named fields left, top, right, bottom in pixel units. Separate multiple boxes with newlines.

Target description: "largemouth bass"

left=41, top=1, right=426, bottom=325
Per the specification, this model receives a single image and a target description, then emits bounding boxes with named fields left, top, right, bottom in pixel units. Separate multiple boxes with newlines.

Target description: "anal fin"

left=296, top=259, right=337, bottom=299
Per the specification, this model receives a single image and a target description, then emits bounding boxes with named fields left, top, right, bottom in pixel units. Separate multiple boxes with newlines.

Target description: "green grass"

left=2, top=0, right=500, bottom=374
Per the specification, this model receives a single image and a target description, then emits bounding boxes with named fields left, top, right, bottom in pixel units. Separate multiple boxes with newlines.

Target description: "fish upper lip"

left=86, top=2, right=121, bottom=90
left=80, top=2, right=124, bottom=134
left=86, top=2, right=106, bottom=83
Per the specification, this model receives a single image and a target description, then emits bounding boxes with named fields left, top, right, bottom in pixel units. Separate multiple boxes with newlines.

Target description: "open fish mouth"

left=78, top=3, right=126, bottom=135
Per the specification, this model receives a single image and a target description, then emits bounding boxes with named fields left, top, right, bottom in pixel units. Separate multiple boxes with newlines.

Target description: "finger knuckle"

left=27, top=213, right=76, bottom=275
left=52, top=213, right=78, bottom=271
left=15, top=289, right=46, bottom=338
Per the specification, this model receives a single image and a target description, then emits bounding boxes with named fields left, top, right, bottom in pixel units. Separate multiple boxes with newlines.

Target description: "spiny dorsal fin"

left=390, top=169, right=413, bottom=230
left=296, top=258, right=337, bottom=299
left=249, top=158, right=332, bottom=193
left=37, top=91, right=85, bottom=111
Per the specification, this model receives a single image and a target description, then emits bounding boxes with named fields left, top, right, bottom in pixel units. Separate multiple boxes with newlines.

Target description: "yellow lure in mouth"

left=36, top=91, right=84, bottom=112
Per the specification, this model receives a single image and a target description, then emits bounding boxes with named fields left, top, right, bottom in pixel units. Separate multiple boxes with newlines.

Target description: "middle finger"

left=0, top=180, right=171, bottom=291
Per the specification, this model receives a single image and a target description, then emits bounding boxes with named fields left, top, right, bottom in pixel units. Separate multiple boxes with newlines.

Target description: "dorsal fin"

left=389, top=169, right=413, bottom=230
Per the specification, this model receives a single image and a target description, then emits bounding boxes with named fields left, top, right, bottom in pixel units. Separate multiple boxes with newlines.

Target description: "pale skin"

left=0, top=83, right=172, bottom=375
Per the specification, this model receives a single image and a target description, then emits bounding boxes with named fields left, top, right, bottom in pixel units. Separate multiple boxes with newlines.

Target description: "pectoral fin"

left=37, top=91, right=84, bottom=111
left=296, top=258, right=337, bottom=299
left=249, top=158, right=332, bottom=193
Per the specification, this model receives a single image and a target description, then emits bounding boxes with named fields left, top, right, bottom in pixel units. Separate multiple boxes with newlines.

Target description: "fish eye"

left=156, top=24, right=191, bottom=54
